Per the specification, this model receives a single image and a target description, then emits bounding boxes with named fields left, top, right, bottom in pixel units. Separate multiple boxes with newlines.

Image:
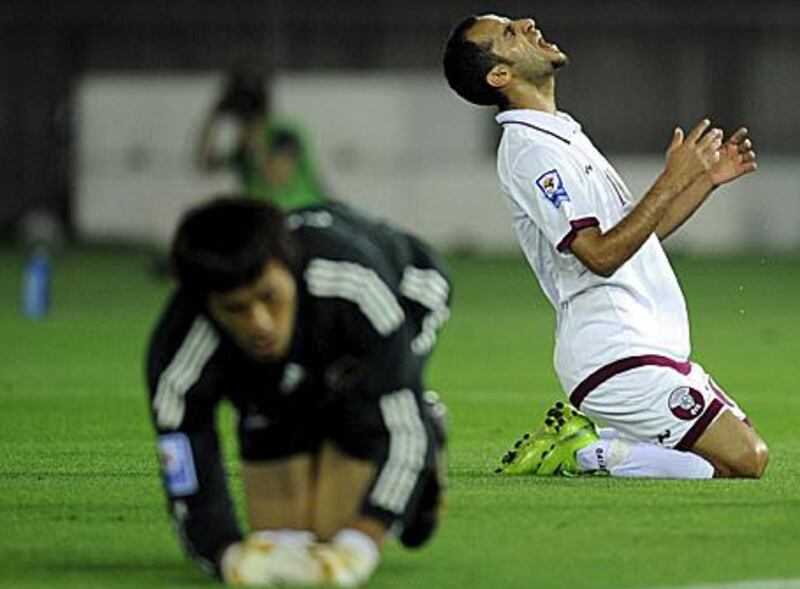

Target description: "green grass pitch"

left=1, top=246, right=799, bottom=589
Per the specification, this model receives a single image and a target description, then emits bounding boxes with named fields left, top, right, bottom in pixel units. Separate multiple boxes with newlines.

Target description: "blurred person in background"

left=443, top=14, right=767, bottom=480
left=196, top=70, right=327, bottom=211
left=147, top=197, right=450, bottom=586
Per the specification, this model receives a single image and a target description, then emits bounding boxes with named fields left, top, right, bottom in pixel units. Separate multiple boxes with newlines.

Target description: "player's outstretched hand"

left=708, top=126, right=758, bottom=187
left=663, top=118, right=723, bottom=193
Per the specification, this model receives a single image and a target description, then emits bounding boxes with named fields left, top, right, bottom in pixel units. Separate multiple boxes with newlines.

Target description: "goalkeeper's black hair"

left=171, top=196, right=298, bottom=297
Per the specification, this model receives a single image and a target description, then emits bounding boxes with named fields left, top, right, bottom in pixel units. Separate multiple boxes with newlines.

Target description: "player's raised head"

left=171, top=196, right=298, bottom=297
left=443, top=15, right=510, bottom=107
left=443, top=14, right=568, bottom=107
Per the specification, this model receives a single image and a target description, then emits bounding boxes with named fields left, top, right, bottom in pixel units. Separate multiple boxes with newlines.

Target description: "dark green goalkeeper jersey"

left=146, top=202, right=451, bottom=576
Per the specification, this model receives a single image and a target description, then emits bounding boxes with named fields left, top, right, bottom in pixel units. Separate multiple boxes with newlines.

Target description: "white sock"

left=577, top=428, right=714, bottom=479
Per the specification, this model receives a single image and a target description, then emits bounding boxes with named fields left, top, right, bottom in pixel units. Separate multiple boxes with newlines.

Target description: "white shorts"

left=567, top=354, right=748, bottom=450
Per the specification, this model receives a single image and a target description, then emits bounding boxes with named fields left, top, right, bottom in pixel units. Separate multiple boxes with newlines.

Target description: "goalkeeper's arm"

left=147, top=305, right=243, bottom=576
left=155, top=425, right=244, bottom=576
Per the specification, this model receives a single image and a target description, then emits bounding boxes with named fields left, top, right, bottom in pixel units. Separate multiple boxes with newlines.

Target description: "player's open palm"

left=708, top=127, right=758, bottom=187
left=664, top=119, right=722, bottom=192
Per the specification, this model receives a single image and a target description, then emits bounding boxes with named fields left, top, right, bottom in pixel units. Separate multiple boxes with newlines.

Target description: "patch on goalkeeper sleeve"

left=158, top=433, right=199, bottom=496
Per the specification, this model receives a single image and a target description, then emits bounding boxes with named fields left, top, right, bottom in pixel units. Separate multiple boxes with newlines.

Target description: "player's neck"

left=503, top=76, right=557, bottom=114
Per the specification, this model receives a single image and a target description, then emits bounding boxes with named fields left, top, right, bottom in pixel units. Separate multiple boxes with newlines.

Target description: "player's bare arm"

left=570, top=119, right=722, bottom=277
left=656, top=126, right=758, bottom=240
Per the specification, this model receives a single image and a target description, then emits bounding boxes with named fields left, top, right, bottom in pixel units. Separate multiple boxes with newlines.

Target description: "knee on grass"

left=719, top=438, right=769, bottom=478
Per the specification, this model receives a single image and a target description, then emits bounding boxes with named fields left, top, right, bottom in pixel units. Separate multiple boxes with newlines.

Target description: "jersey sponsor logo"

left=158, top=433, right=199, bottom=497
left=279, top=362, right=306, bottom=395
left=667, top=387, right=705, bottom=421
left=535, top=169, right=570, bottom=208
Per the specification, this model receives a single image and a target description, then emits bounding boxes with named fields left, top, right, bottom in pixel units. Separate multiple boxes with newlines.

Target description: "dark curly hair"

left=442, top=15, right=509, bottom=108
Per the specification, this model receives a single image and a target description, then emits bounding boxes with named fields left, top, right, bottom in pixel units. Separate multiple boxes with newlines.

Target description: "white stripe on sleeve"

left=370, top=389, right=429, bottom=514
left=305, top=259, right=405, bottom=336
left=153, top=317, right=219, bottom=430
left=399, top=266, right=451, bottom=355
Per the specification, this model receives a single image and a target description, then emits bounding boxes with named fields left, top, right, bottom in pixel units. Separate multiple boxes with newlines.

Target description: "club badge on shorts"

left=535, top=169, right=570, bottom=208
left=668, top=387, right=706, bottom=420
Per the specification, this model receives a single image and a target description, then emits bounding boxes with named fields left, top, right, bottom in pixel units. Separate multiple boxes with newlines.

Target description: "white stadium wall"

left=74, top=72, right=800, bottom=253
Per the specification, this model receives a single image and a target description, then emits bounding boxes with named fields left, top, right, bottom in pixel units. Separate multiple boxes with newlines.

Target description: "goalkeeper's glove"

left=220, top=529, right=316, bottom=586
left=220, top=528, right=379, bottom=587
left=311, top=529, right=380, bottom=587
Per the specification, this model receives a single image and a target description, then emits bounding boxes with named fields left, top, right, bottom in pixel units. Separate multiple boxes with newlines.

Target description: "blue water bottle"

left=22, top=249, right=51, bottom=320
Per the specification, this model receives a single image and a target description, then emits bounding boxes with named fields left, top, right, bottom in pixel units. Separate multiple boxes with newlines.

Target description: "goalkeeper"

left=146, top=197, right=450, bottom=586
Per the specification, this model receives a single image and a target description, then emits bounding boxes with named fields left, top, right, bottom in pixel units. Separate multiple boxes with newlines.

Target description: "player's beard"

left=518, top=50, right=569, bottom=84
left=551, top=52, right=569, bottom=70
left=540, top=45, right=569, bottom=72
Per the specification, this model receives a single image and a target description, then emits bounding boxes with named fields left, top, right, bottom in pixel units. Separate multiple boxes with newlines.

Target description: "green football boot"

left=549, top=422, right=601, bottom=476
left=550, top=402, right=595, bottom=439
left=549, top=402, right=601, bottom=476
left=495, top=427, right=557, bottom=475
left=494, top=401, right=566, bottom=475
left=495, top=401, right=601, bottom=477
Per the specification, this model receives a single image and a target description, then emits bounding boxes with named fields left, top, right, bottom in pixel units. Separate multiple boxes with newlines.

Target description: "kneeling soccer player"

left=146, top=197, right=450, bottom=586
left=443, top=13, right=769, bottom=481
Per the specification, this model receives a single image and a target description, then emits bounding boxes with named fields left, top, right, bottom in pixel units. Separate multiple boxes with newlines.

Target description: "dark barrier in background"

left=1, top=0, right=798, bottom=235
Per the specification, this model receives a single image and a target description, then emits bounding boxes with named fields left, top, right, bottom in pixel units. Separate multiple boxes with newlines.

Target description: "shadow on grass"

left=1, top=558, right=210, bottom=589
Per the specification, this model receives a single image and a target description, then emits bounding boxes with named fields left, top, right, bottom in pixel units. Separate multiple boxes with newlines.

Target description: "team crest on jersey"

left=535, top=169, right=570, bottom=208
left=667, top=387, right=705, bottom=421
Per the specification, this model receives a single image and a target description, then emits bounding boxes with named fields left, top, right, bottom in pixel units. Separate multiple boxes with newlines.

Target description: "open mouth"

left=535, top=31, right=559, bottom=51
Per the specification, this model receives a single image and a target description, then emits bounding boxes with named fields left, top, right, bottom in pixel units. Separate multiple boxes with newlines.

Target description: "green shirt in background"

left=232, top=119, right=327, bottom=211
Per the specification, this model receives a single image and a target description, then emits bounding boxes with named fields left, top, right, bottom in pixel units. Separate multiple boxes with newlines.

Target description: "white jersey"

left=495, top=109, right=691, bottom=394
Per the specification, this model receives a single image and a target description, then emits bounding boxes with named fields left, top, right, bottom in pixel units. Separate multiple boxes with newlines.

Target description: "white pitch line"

left=645, top=579, right=800, bottom=589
